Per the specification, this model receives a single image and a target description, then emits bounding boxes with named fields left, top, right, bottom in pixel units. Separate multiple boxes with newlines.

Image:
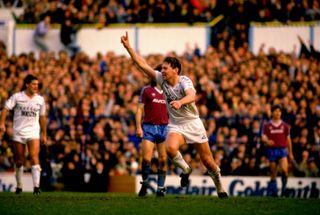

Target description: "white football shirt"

left=155, top=70, right=199, bottom=124
left=5, top=91, right=46, bottom=137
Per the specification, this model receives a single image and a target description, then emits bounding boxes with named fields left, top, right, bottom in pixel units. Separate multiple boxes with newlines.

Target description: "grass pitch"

left=0, top=192, right=319, bottom=215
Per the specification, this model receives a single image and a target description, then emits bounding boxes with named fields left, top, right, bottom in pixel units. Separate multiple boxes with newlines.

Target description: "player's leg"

left=166, top=132, right=192, bottom=187
left=279, top=155, right=289, bottom=196
left=166, top=132, right=190, bottom=172
left=267, top=149, right=279, bottom=197
left=27, top=139, right=41, bottom=195
left=12, top=141, right=25, bottom=194
left=139, top=139, right=154, bottom=196
left=194, top=142, right=228, bottom=198
left=268, top=161, right=278, bottom=197
left=155, top=142, right=167, bottom=196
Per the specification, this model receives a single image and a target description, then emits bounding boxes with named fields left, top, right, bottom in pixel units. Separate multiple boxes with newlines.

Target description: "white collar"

left=271, top=120, right=282, bottom=127
left=154, top=87, right=163, bottom=94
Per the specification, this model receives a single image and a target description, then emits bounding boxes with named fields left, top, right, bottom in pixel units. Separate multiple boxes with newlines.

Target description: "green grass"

left=0, top=192, right=319, bottom=215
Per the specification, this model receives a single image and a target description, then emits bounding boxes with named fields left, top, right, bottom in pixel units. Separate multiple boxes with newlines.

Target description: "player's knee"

left=166, top=146, right=178, bottom=157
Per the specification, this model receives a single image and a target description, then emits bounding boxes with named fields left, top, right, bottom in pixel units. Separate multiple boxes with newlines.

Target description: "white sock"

left=15, top=166, right=24, bottom=189
left=208, top=167, right=225, bottom=193
left=172, top=151, right=191, bottom=174
left=31, top=164, right=42, bottom=188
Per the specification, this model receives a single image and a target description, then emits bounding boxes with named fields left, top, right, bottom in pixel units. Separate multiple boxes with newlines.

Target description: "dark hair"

left=163, top=57, right=182, bottom=75
left=22, top=74, right=38, bottom=91
left=150, top=79, right=157, bottom=87
left=154, top=64, right=162, bottom=71
left=271, top=104, right=282, bottom=113
left=151, top=64, right=162, bottom=87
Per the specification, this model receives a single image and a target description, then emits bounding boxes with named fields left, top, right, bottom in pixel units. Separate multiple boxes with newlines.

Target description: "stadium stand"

left=0, top=0, right=319, bottom=191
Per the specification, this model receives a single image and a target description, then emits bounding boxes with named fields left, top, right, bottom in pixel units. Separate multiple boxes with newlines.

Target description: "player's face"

left=161, top=62, right=178, bottom=80
left=26, top=80, right=39, bottom=95
left=272, top=108, right=282, bottom=120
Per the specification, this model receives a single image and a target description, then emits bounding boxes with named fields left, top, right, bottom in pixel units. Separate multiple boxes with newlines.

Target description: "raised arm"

left=121, top=31, right=156, bottom=79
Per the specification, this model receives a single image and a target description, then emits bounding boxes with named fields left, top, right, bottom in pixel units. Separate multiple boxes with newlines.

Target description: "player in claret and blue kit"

left=262, top=104, right=294, bottom=197
left=136, top=68, right=169, bottom=197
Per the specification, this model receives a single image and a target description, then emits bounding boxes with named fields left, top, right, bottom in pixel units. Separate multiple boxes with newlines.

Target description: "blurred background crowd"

left=4, top=0, right=320, bottom=25
left=0, top=0, right=319, bottom=192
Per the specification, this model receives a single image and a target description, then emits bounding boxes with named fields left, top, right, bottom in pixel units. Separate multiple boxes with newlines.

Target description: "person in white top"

left=121, top=32, right=228, bottom=198
left=0, top=74, right=47, bottom=195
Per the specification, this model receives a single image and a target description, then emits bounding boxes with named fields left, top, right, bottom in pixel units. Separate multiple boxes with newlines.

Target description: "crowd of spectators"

left=7, top=0, right=320, bottom=26
left=0, top=0, right=319, bottom=192
left=7, top=0, right=320, bottom=47
left=0, top=31, right=319, bottom=191
left=7, top=0, right=320, bottom=61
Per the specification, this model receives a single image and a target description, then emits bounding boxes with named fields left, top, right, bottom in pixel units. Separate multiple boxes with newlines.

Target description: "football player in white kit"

left=121, top=32, right=228, bottom=198
left=0, top=74, right=47, bottom=195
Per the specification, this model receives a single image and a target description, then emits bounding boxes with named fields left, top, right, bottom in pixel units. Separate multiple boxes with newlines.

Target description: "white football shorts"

left=167, top=118, right=208, bottom=144
left=13, top=133, right=40, bottom=144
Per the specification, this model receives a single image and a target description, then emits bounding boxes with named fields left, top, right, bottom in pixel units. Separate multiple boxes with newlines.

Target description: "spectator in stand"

left=88, top=161, right=109, bottom=192
left=42, top=0, right=64, bottom=24
left=33, top=15, right=51, bottom=52
left=60, top=18, right=81, bottom=58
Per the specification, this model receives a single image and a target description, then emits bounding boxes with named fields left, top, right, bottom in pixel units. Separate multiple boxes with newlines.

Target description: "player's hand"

left=136, top=127, right=143, bottom=138
left=41, top=134, right=47, bottom=145
left=267, top=140, right=275, bottom=146
left=288, top=153, right=294, bottom=162
left=170, top=100, right=182, bottom=110
left=121, top=31, right=130, bottom=49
